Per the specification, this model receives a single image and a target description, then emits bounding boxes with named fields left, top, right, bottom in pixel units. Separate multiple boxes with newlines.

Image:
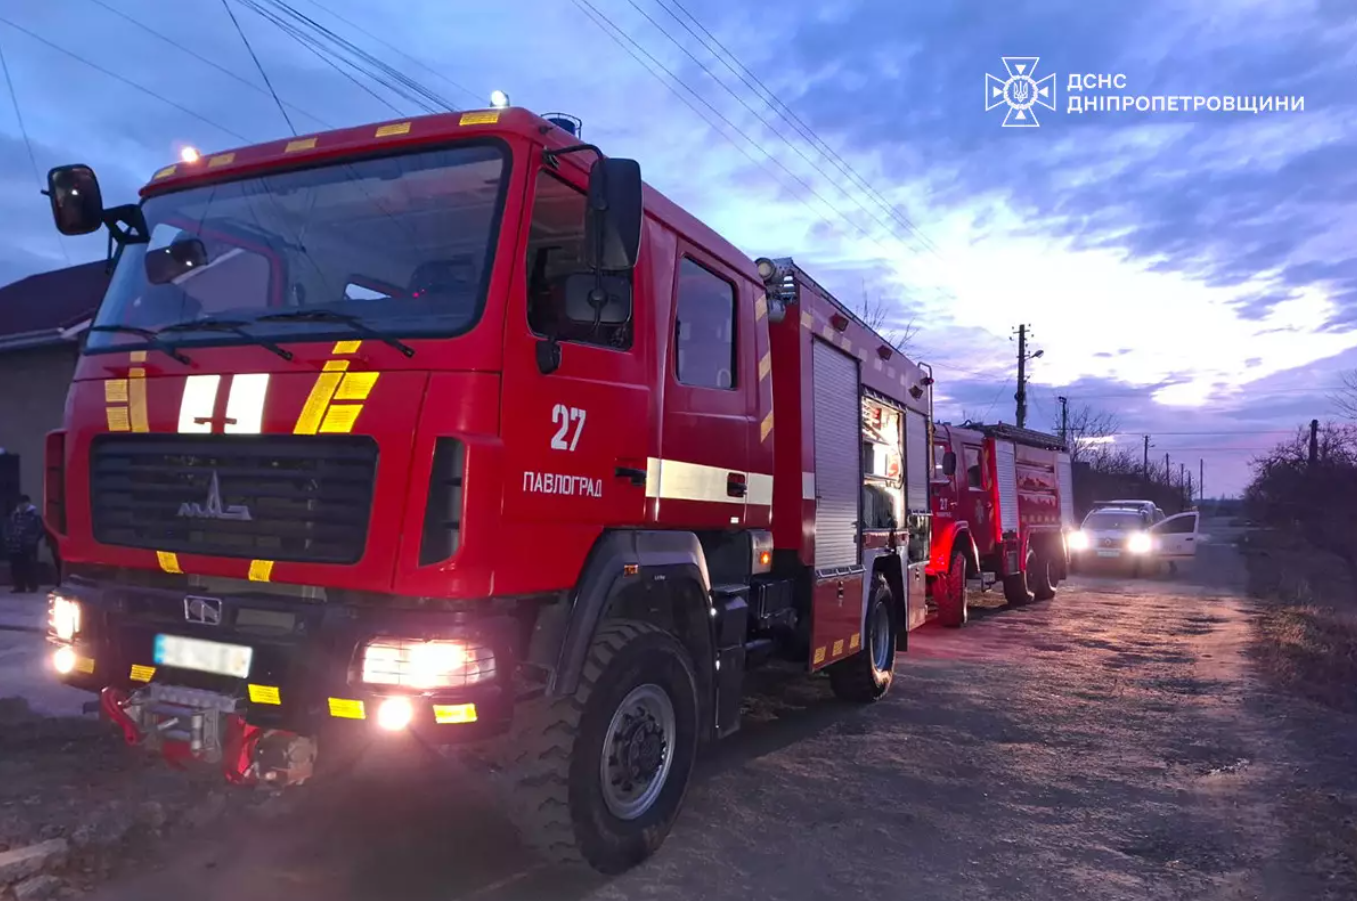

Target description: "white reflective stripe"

left=747, top=473, right=773, bottom=507
left=644, top=457, right=774, bottom=506
left=224, top=373, right=270, bottom=434
left=802, top=472, right=816, bottom=500
left=178, top=374, right=221, bottom=433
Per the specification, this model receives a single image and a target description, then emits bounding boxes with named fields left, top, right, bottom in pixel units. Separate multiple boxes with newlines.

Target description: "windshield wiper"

left=252, top=310, right=415, bottom=358
left=158, top=319, right=294, bottom=361
left=87, top=325, right=192, bottom=365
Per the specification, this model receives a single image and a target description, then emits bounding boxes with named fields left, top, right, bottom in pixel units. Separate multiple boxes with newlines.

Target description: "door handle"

left=726, top=473, right=747, bottom=498
left=614, top=466, right=646, bottom=487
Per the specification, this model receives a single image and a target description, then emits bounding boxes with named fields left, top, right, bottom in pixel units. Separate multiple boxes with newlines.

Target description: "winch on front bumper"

left=99, top=683, right=319, bottom=786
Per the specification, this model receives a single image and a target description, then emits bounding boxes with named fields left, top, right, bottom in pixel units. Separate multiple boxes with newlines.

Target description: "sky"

left=0, top=0, right=1354, bottom=496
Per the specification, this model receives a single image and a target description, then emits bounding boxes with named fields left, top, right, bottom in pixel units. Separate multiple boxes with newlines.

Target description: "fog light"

left=376, top=697, right=413, bottom=731
left=52, top=645, right=76, bottom=675
left=49, top=594, right=80, bottom=641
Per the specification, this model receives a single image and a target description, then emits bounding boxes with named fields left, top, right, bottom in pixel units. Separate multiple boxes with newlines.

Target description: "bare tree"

left=1332, top=370, right=1357, bottom=420
left=856, top=280, right=917, bottom=353
left=1051, top=402, right=1120, bottom=466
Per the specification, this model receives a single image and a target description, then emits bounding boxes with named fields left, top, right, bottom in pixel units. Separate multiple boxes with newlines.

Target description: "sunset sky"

left=1, top=0, right=1353, bottom=494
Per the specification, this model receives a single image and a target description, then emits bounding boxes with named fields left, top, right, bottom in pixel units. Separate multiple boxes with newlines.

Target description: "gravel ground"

left=5, top=532, right=1350, bottom=900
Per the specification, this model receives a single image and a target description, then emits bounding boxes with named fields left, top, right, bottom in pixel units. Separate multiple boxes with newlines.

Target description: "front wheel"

left=829, top=575, right=897, bottom=702
left=937, top=550, right=968, bottom=628
left=502, top=620, right=699, bottom=874
left=1030, top=552, right=1056, bottom=601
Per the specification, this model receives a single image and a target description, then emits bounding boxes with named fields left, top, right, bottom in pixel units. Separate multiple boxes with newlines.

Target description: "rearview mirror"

left=562, top=273, right=631, bottom=326
left=942, top=451, right=957, bottom=476
left=584, top=157, right=642, bottom=271
left=145, top=238, right=209, bottom=285
left=46, top=165, right=104, bottom=236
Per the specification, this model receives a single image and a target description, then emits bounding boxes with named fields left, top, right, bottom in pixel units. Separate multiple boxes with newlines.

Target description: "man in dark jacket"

left=5, top=495, right=44, bottom=593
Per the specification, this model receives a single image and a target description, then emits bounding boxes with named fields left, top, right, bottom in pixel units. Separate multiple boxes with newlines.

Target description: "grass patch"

left=1243, top=529, right=1357, bottom=712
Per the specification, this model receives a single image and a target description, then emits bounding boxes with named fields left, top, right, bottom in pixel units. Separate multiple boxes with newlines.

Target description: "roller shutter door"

left=812, top=340, right=861, bottom=569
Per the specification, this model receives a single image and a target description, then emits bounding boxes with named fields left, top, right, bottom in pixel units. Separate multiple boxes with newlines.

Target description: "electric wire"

left=651, top=0, right=941, bottom=257
left=0, top=31, right=70, bottom=263
left=571, top=0, right=919, bottom=264
left=625, top=0, right=932, bottom=258
left=222, top=0, right=297, bottom=135
left=0, top=14, right=251, bottom=144
left=84, top=0, right=333, bottom=130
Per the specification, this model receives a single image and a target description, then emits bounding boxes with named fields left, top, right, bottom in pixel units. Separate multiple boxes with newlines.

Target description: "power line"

left=222, top=0, right=296, bottom=136
left=0, top=14, right=251, bottom=144
left=299, top=0, right=480, bottom=107
left=84, top=0, right=333, bottom=130
left=656, top=0, right=940, bottom=257
left=571, top=0, right=914, bottom=264
left=0, top=31, right=69, bottom=264
left=626, top=0, right=932, bottom=258
left=237, top=0, right=404, bottom=117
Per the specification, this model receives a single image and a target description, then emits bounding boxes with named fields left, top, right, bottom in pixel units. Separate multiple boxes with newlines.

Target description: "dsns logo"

left=985, top=57, right=1056, bottom=127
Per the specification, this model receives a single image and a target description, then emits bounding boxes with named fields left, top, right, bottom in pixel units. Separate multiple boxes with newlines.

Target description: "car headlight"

left=360, top=638, right=495, bottom=689
left=1068, top=531, right=1089, bottom=550
left=49, top=594, right=81, bottom=642
left=1127, top=532, right=1152, bottom=554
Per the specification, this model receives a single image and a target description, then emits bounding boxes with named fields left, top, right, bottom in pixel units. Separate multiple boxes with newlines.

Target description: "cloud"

left=0, top=0, right=1351, bottom=495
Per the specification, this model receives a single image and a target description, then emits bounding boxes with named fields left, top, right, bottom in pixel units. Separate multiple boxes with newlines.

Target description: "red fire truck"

left=925, top=423, right=1074, bottom=626
left=37, top=106, right=935, bottom=873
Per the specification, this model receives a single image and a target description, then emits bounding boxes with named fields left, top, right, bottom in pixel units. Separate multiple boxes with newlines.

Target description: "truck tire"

left=1003, top=552, right=1034, bottom=606
left=937, top=549, right=968, bottom=628
left=829, top=575, right=897, bottom=702
left=502, top=620, right=700, bottom=874
left=1030, top=552, right=1056, bottom=601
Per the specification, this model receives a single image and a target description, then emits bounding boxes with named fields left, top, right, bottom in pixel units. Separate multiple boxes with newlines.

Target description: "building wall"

left=0, top=343, right=78, bottom=530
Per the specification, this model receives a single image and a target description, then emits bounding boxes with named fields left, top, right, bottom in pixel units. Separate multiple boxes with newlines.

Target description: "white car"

left=1091, top=499, right=1166, bottom=524
left=1068, top=507, right=1200, bottom=575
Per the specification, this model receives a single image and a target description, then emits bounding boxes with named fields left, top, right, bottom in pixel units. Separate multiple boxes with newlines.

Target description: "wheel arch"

left=542, top=530, right=715, bottom=707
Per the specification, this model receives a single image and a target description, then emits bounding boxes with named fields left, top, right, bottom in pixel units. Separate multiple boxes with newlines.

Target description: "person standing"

left=5, top=495, right=43, bottom=593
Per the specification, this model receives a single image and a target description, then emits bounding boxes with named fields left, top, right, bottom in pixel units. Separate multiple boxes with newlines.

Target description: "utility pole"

left=1199, top=458, right=1204, bottom=502
left=1012, top=324, right=1043, bottom=429
left=1186, top=471, right=1193, bottom=506
left=1164, top=452, right=1170, bottom=484
left=1058, top=395, right=1069, bottom=447
left=1309, top=419, right=1320, bottom=467
left=1143, top=435, right=1151, bottom=479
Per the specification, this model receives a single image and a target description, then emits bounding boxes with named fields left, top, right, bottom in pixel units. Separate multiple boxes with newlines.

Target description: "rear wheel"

left=937, top=550, right=968, bottom=628
left=1030, top=552, right=1056, bottom=601
left=502, top=620, right=699, bottom=874
left=829, top=575, right=897, bottom=702
left=1003, top=552, right=1034, bottom=606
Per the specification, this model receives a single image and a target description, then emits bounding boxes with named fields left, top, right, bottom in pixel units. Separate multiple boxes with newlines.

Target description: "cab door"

left=500, top=167, right=649, bottom=528
left=653, top=249, right=755, bottom=528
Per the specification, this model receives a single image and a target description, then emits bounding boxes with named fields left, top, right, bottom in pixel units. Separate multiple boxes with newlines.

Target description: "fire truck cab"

left=37, top=107, right=934, bottom=873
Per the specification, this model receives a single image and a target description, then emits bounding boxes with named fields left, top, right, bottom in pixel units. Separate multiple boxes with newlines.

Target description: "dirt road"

left=71, top=537, right=1339, bottom=901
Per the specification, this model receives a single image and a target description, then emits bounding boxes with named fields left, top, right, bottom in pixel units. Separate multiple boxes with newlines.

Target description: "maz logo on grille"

left=176, top=471, right=253, bottom=522
left=184, top=595, right=223, bottom=625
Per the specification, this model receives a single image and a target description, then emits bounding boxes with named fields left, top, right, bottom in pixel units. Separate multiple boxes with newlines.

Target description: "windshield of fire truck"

left=85, top=142, right=508, bottom=352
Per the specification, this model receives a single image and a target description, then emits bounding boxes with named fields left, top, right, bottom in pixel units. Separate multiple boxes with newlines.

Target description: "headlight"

left=49, top=594, right=81, bottom=641
left=1068, top=531, right=1089, bottom=550
left=360, top=638, right=495, bottom=689
left=1127, top=532, right=1152, bottom=554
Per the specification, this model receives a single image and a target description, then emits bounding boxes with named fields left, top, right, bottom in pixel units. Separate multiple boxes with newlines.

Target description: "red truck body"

left=924, top=423, right=1073, bottom=625
left=37, top=106, right=935, bottom=871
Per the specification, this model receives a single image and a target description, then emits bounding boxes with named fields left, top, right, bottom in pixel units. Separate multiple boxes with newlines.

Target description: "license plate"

left=1096, top=550, right=1120, bottom=558
left=153, top=634, right=253, bottom=679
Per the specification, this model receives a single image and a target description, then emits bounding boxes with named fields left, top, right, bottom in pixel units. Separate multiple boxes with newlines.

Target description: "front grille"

left=89, top=434, right=378, bottom=564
